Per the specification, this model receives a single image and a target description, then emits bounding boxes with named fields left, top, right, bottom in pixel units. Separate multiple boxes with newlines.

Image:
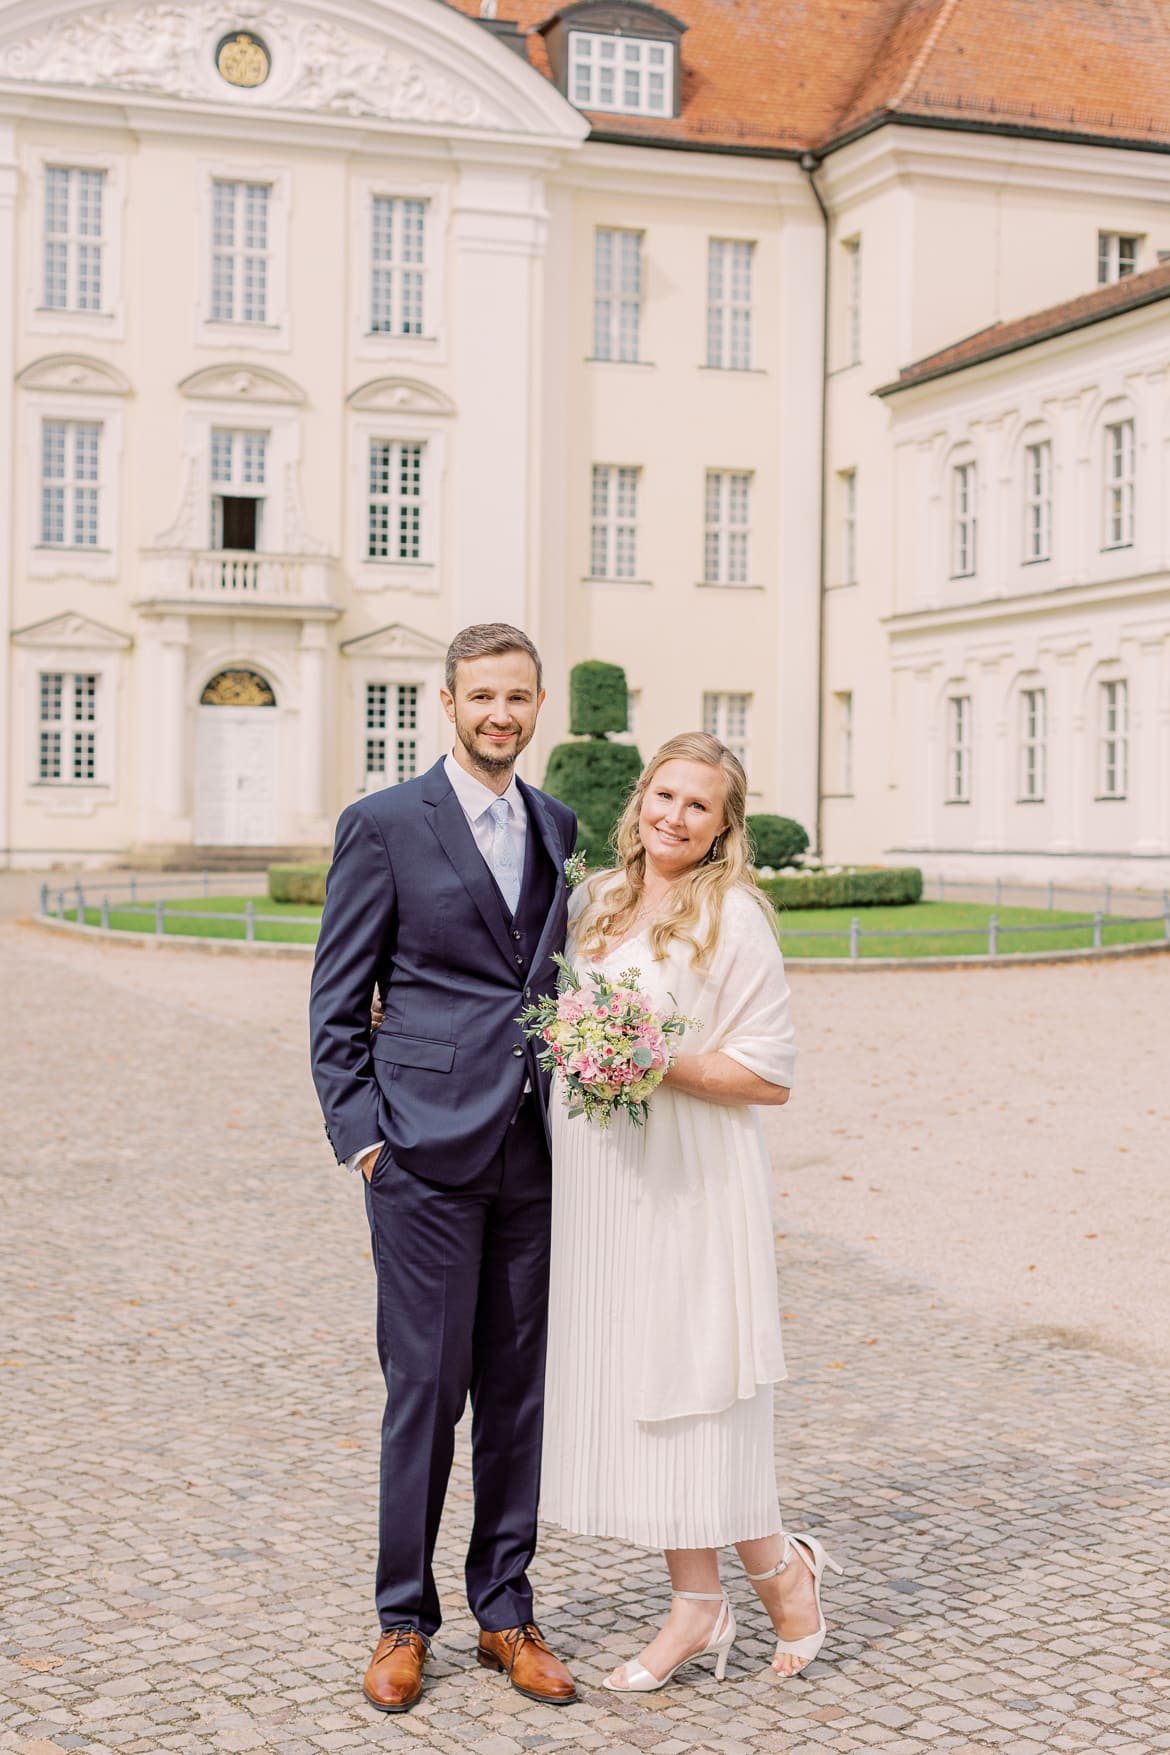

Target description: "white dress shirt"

left=346, top=751, right=530, bottom=1175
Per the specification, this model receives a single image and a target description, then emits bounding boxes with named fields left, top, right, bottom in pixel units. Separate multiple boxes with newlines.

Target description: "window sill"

left=581, top=576, right=653, bottom=588
left=1093, top=794, right=1128, bottom=802
left=694, top=581, right=765, bottom=592
left=698, top=365, right=766, bottom=376
left=29, top=546, right=116, bottom=581
left=197, top=319, right=288, bottom=353
left=949, top=572, right=976, bottom=583
left=1015, top=796, right=1047, bottom=805
left=586, top=357, right=656, bottom=369
left=1100, top=543, right=1135, bottom=553
left=355, top=560, right=437, bottom=594
left=32, top=781, right=110, bottom=791
left=943, top=798, right=971, bottom=806
left=821, top=791, right=855, bottom=800
left=827, top=579, right=859, bottom=591
left=1021, top=556, right=1051, bottom=567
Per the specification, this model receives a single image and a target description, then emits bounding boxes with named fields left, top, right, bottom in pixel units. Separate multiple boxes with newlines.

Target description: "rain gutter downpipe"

left=799, top=149, right=830, bottom=860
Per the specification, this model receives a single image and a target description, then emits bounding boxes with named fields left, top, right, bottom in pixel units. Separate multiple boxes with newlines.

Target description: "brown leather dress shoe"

left=363, top=1626, right=428, bottom=1713
left=477, top=1622, right=578, bottom=1704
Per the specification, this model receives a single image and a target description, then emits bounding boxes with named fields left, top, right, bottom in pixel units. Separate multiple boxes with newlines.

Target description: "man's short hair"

left=444, top=623, right=543, bottom=695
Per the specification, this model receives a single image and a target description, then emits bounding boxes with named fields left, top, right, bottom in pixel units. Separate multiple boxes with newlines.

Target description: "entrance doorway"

left=194, top=668, right=278, bottom=846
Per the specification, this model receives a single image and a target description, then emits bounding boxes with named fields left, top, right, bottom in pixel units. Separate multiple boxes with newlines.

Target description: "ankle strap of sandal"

left=671, top=1588, right=724, bottom=1601
left=745, top=1537, right=794, bottom=1583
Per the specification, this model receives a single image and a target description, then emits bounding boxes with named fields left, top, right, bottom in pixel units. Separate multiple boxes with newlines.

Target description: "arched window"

left=200, top=667, right=276, bottom=707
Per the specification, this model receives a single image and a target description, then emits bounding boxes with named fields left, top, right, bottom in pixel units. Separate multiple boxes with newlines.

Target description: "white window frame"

left=366, top=439, right=426, bottom=565
left=13, top=622, right=126, bottom=815
left=197, top=161, right=290, bottom=350
left=362, top=680, right=423, bottom=792
left=590, top=464, right=640, bottom=581
left=568, top=30, right=674, bottom=117
left=839, top=468, right=857, bottom=584
left=842, top=236, right=861, bottom=366
left=951, top=460, right=977, bottom=578
left=946, top=694, right=972, bottom=803
left=592, top=228, right=643, bottom=363
left=25, top=144, right=125, bottom=340
left=350, top=412, right=445, bottom=592
left=702, top=691, right=751, bottom=774
left=1018, top=687, right=1046, bottom=802
left=36, top=669, right=102, bottom=786
left=1103, top=418, right=1135, bottom=549
left=42, top=165, right=106, bottom=315
left=209, top=427, right=269, bottom=550
left=24, top=390, right=122, bottom=581
left=833, top=690, right=854, bottom=795
left=1023, top=440, right=1052, bottom=563
left=1097, top=231, right=1140, bottom=284
left=703, top=470, right=752, bottom=585
left=39, top=419, right=102, bottom=550
left=351, top=174, right=448, bottom=363
left=370, top=196, right=429, bottom=339
left=344, top=653, right=441, bottom=799
left=706, top=239, right=754, bottom=371
left=1098, top=679, right=1128, bottom=799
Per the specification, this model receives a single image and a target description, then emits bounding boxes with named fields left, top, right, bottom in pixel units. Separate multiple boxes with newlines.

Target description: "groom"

left=309, top=623, right=579, bottom=1713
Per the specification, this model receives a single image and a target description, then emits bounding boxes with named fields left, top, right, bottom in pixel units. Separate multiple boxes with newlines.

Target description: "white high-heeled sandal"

left=602, top=1589, right=737, bottom=1692
left=746, top=1533, right=843, bottom=1676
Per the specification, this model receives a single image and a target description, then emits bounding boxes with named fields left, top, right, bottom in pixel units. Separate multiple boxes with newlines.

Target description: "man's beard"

left=455, top=712, right=532, bottom=778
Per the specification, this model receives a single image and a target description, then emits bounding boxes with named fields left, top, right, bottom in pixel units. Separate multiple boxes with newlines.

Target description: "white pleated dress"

left=541, top=882, right=797, bottom=1551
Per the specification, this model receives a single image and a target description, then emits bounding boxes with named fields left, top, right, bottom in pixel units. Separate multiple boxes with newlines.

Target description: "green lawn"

left=59, top=895, right=1165, bottom=958
left=775, top=900, right=1166, bottom=958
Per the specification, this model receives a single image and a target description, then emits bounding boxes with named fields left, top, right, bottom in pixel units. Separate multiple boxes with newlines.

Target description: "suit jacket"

left=309, top=756, right=577, bottom=1185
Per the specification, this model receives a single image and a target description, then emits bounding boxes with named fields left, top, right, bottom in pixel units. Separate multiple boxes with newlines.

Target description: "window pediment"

left=13, top=611, right=132, bottom=650
left=17, top=353, right=131, bottom=396
left=347, top=377, right=455, bottom=417
left=341, top=622, right=447, bottom=661
left=178, top=364, right=306, bottom=404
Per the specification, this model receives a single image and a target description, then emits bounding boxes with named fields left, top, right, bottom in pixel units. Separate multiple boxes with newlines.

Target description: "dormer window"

left=542, top=4, right=686, bottom=121
left=569, top=31, right=672, bottom=115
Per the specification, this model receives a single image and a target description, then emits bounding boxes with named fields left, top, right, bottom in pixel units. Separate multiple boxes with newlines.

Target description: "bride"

left=541, top=731, right=840, bottom=1690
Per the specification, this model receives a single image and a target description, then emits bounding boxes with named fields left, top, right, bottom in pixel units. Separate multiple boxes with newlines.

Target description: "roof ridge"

left=888, top=0, right=964, bottom=111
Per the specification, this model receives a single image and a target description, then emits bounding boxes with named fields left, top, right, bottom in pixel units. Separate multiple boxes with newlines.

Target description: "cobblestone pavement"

left=2, top=927, right=1167, bottom=1755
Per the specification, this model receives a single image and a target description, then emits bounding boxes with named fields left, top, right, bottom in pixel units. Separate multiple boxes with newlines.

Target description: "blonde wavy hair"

left=574, top=731, right=774, bottom=968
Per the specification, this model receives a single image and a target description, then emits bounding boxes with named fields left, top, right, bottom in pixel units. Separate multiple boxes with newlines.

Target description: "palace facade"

left=1, top=0, right=1169, bottom=883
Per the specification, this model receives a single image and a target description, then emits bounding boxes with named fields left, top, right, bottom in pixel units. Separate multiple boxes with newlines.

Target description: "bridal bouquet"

left=519, top=953, right=698, bottom=1129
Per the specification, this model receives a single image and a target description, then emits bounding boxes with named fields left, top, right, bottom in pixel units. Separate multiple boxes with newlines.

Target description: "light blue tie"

left=488, top=797, right=522, bottom=915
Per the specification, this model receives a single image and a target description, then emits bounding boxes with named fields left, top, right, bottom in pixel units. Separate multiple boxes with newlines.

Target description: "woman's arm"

left=663, top=1051, right=790, bottom=1107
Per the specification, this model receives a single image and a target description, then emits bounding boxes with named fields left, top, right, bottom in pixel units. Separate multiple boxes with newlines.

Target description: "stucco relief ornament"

left=0, top=3, right=508, bottom=128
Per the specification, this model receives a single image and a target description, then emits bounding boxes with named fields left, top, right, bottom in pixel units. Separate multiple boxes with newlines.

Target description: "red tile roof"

left=877, top=260, right=1170, bottom=394
left=447, top=0, right=1170, bottom=155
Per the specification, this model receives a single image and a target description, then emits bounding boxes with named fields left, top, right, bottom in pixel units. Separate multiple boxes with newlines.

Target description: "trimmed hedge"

left=269, top=862, right=329, bottom=905
left=757, top=865, right=923, bottom=910
left=543, top=738, right=643, bottom=861
left=747, top=814, right=810, bottom=869
left=569, top=659, right=629, bottom=737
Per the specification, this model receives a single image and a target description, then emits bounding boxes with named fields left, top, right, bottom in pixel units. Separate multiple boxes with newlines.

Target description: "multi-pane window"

left=703, top=471, right=751, bottom=585
left=834, top=690, right=854, bottom=794
left=1104, top=419, right=1135, bottom=548
left=590, top=465, right=639, bottom=579
left=370, top=196, right=426, bottom=336
left=210, top=428, right=267, bottom=550
left=1098, top=232, right=1140, bottom=284
left=593, top=229, right=642, bottom=362
left=40, top=420, right=100, bottom=547
left=569, top=31, right=673, bottom=116
left=946, top=695, right=972, bottom=802
left=843, top=237, right=861, bottom=365
left=1099, top=680, right=1128, bottom=798
left=840, top=468, right=857, bottom=584
left=706, top=240, right=754, bottom=371
left=43, top=167, right=106, bottom=312
left=1024, top=441, right=1052, bottom=562
left=368, top=441, right=424, bottom=562
left=702, top=692, right=751, bottom=771
left=952, top=461, right=977, bottom=577
left=1019, top=688, right=1046, bottom=801
left=364, top=682, right=420, bottom=789
left=37, top=672, right=98, bottom=783
left=211, top=180, right=269, bottom=323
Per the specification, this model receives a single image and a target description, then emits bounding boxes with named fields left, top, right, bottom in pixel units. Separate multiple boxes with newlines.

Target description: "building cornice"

left=885, top=572, right=1170, bottom=641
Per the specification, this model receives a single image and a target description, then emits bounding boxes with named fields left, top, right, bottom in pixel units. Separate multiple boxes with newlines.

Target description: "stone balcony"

left=135, top=549, right=341, bottom=619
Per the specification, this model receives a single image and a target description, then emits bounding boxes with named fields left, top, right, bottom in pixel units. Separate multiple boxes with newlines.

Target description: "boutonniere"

left=563, top=850, right=588, bottom=889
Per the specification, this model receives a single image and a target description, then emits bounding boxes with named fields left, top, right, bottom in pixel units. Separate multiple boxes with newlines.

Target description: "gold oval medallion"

left=216, top=30, right=270, bottom=89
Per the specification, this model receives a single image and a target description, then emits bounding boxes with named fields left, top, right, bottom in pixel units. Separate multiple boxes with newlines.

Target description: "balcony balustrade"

left=136, top=548, right=338, bottom=614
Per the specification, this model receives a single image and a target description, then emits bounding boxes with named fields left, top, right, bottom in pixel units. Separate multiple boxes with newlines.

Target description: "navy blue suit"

left=310, top=757, right=576, bottom=1637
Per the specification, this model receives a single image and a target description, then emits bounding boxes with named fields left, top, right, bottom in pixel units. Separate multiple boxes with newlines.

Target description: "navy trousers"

left=362, top=1093, right=551, bottom=1638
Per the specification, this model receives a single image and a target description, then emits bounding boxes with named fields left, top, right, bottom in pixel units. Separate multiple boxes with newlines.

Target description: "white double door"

left=194, top=707, right=279, bottom=846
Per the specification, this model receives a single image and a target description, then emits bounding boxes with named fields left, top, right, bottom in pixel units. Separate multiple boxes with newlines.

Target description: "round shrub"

left=747, top=814, right=810, bottom=869
left=543, top=739, right=643, bottom=862
left=569, top=660, right=629, bottom=737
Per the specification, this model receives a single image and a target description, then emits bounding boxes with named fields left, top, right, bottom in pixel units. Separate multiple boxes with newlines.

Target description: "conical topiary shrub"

left=543, top=660, right=643, bottom=862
